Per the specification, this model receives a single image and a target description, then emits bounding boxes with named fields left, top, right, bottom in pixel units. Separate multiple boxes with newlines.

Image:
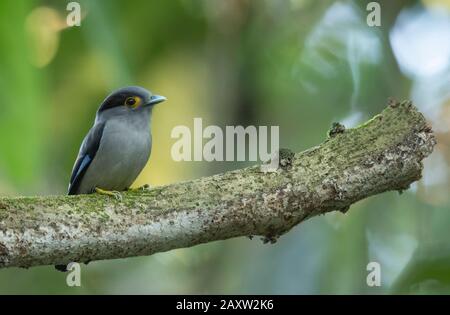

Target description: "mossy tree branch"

left=0, top=100, right=436, bottom=269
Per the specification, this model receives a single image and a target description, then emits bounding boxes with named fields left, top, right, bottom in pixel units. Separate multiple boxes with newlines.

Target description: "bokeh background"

left=0, top=0, right=449, bottom=294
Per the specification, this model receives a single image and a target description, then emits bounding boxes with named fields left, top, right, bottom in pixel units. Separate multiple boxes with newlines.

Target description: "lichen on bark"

left=0, top=100, right=436, bottom=269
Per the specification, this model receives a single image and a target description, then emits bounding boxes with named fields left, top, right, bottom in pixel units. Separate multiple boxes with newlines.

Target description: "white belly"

left=78, top=119, right=151, bottom=193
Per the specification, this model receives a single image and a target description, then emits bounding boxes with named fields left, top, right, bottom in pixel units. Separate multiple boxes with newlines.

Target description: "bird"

left=55, top=86, right=166, bottom=272
left=68, top=86, right=166, bottom=196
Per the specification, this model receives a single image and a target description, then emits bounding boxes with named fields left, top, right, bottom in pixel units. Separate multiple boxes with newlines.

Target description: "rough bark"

left=0, top=100, right=436, bottom=269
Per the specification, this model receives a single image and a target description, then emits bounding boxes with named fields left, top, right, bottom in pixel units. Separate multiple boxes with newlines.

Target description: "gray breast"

left=78, top=117, right=152, bottom=193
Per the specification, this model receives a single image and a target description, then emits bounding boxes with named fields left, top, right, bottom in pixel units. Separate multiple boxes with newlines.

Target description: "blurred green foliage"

left=0, top=0, right=449, bottom=294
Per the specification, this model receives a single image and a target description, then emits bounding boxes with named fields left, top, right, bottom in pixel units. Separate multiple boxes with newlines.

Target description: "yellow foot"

left=95, top=187, right=123, bottom=201
left=127, top=184, right=151, bottom=192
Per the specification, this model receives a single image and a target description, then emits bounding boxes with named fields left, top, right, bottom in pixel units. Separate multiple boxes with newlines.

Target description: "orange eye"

left=125, top=96, right=141, bottom=108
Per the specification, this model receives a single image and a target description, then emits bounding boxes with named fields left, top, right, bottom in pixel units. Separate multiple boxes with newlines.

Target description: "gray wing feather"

left=68, top=122, right=106, bottom=195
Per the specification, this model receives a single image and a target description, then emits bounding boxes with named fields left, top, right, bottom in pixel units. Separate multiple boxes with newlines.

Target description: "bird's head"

left=97, top=86, right=166, bottom=118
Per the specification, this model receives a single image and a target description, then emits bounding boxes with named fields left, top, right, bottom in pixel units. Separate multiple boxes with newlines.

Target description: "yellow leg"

left=95, top=187, right=123, bottom=201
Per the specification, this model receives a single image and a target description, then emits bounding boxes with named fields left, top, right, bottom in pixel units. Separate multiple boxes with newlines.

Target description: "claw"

left=113, top=192, right=123, bottom=201
left=128, top=184, right=151, bottom=192
left=95, top=187, right=123, bottom=201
